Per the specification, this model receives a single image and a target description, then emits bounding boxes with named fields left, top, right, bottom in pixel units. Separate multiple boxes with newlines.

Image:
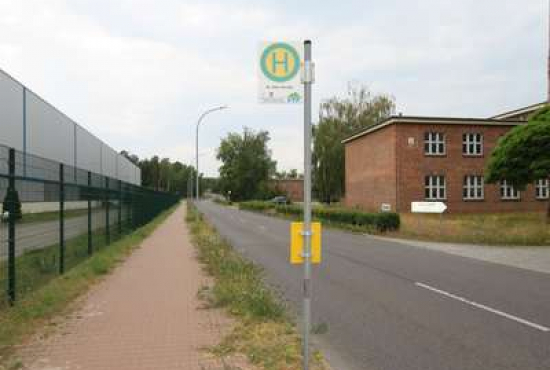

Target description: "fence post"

left=7, top=148, right=16, bottom=304
left=59, top=163, right=65, bottom=274
left=118, top=180, right=122, bottom=237
left=105, top=177, right=110, bottom=245
left=126, top=185, right=134, bottom=230
left=87, top=171, right=92, bottom=255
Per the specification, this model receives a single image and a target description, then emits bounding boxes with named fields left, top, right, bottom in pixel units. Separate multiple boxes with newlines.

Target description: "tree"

left=486, top=106, right=550, bottom=222
left=274, top=168, right=300, bottom=179
left=122, top=150, right=199, bottom=197
left=2, top=187, right=22, bottom=221
left=120, top=150, right=140, bottom=166
left=313, top=84, right=395, bottom=203
left=217, top=127, right=277, bottom=201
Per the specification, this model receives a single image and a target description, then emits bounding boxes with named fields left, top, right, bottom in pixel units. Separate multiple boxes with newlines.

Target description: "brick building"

left=342, top=103, right=549, bottom=213
left=270, top=179, right=304, bottom=202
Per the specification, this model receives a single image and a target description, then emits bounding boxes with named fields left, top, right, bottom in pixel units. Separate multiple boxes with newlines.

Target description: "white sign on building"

left=411, top=201, right=447, bottom=214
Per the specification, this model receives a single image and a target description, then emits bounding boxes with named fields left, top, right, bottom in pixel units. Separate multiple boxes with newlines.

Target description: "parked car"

left=270, top=195, right=289, bottom=205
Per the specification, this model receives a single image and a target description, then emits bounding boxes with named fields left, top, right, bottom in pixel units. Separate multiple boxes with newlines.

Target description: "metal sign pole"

left=302, top=39, right=313, bottom=370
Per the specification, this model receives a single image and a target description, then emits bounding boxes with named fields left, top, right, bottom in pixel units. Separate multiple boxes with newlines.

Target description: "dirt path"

left=17, top=204, right=234, bottom=370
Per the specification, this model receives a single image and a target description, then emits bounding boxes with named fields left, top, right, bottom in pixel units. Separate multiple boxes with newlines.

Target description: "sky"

left=0, top=0, right=546, bottom=176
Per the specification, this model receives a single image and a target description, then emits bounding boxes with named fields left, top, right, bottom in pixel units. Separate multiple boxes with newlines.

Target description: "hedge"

left=239, top=201, right=400, bottom=232
left=238, top=201, right=275, bottom=212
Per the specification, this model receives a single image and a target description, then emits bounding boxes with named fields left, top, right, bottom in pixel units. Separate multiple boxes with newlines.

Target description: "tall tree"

left=313, top=84, right=395, bottom=203
left=217, top=127, right=276, bottom=201
left=486, top=106, right=550, bottom=222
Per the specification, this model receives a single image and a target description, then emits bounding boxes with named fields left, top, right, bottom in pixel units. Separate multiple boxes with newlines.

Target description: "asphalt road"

left=0, top=209, right=122, bottom=259
left=196, top=201, right=550, bottom=370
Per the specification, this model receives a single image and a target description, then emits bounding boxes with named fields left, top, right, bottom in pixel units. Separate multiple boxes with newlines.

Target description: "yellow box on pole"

left=290, top=222, right=321, bottom=264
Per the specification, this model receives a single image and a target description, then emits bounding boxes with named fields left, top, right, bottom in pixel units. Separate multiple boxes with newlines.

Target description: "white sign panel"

left=411, top=201, right=447, bottom=214
left=258, top=41, right=303, bottom=104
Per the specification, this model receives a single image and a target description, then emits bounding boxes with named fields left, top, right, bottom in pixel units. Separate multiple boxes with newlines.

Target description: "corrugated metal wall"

left=0, top=69, right=140, bottom=184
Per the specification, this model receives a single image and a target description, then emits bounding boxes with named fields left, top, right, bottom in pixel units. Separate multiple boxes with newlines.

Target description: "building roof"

left=341, top=116, right=524, bottom=144
left=490, top=101, right=546, bottom=120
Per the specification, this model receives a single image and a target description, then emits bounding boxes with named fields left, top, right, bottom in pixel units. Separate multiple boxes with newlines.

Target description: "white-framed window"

left=462, top=133, right=483, bottom=156
left=535, top=179, right=549, bottom=199
left=424, top=132, right=445, bottom=155
left=500, top=180, right=520, bottom=200
left=463, top=175, right=484, bottom=200
left=425, top=175, right=446, bottom=200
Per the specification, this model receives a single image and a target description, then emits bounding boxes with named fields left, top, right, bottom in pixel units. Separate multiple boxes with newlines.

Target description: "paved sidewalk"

left=18, top=204, right=232, bottom=370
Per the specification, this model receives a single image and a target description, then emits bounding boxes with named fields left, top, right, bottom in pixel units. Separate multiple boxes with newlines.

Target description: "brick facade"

left=270, top=179, right=304, bottom=202
left=345, top=125, right=397, bottom=211
left=344, top=117, right=549, bottom=213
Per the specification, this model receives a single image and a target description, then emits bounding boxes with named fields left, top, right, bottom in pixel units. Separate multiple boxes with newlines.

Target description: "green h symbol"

left=271, top=50, right=289, bottom=74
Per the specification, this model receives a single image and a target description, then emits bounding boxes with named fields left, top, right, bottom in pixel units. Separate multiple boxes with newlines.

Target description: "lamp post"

left=195, top=106, right=228, bottom=200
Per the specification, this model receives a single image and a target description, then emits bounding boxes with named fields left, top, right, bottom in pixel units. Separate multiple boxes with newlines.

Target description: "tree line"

left=120, top=151, right=202, bottom=197
left=214, top=84, right=395, bottom=203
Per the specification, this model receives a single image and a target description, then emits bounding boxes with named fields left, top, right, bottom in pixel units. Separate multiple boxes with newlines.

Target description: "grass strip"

left=0, top=228, right=111, bottom=309
left=392, top=212, right=550, bottom=246
left=0, top=203, right=179, bottom=362
left=186, top=203, right=326, bottom=370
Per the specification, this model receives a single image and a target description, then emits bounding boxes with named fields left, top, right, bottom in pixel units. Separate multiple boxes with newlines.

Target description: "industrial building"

left=342, top=103, right=549, bottom=213
left=0, top=68, right=140, bottom=185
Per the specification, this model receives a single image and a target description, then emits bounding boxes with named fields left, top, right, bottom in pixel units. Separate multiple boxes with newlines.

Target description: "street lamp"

left=195, top=105, right=228, bottom=200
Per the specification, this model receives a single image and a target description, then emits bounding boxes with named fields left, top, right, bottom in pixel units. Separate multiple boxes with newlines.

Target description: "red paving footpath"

left=17, top=204, right=232, bottom=370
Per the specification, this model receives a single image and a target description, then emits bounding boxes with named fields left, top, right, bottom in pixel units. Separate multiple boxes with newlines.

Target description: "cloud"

left=0, top=0, right=546, bottom=177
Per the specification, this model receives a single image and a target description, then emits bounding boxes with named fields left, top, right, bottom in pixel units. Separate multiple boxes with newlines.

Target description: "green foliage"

left=313, top=84, right=395, bottom=203
left=2, top=188, right=22, bottom=221
left=239, top=201, right=276, bottom=212
left=121, top=150, right=198, bottom=196
left=240, top=201, right=400, bottom=232
left=188, top=205, right=284, bottom=320
left=486, top=106, right=550, bottom=187
left=486, top=106, right=550, bottom=221
left=274, top=168, right=301, bottom=179
left=217, top=128, right=277, bottom=201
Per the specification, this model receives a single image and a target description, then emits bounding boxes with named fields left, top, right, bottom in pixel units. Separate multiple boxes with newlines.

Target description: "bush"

left=275, top=204, right=302, bottom=216
left=2, top=188, right=22, bottom=221
left=238, top=200, right=400, bottom=232
left=312, top=207, right=399, bottom=231
left=238, top=201, right=274, bottom=212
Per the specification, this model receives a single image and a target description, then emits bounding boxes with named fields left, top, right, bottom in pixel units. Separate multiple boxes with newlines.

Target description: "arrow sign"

left=411, top=201, right=447, bottom=214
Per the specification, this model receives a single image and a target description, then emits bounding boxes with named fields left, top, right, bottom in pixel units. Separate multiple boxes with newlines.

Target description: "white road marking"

left=258, top=225, right=267, bottom=231
left=415, top=282, right=550, bottom=332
